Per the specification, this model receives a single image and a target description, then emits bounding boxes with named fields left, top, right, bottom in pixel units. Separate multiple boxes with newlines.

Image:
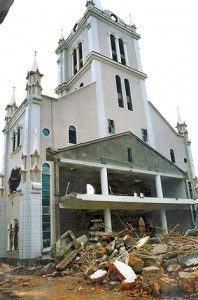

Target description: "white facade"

left=0, top=1, right=197, bottom=260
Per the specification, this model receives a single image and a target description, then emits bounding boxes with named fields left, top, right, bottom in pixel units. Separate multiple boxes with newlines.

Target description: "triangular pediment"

left=48, top=132, right=184, bottom=177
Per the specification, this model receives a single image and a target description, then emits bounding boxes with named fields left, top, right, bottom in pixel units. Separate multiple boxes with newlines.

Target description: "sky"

left=0, top=0, right=198, bottom=173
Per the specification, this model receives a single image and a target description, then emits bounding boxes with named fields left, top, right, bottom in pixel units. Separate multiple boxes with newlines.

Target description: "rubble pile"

left=38, top=227, right=198, bottom=299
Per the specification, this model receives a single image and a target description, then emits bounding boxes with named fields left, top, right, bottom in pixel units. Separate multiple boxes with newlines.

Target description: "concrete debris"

left=109, top=260, right=137, bottom=290
left=1, top=228, right=198, bottom=298
left=90, top=269, right=107, bottom=283
left=152, top=243, right=169, bottom=255
left=134, top=236, right=149, bottom=249
left=128, top=253, right=144, bottom=273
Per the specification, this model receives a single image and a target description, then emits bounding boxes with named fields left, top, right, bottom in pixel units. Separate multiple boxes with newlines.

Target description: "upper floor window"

left=17, top=127, right=21, bottom=147
left=69, top=125, right=77, bottom=144
left=124, top=79, right=133, bottom=111
left=170, top=149, right=176, bottom=163
left=110, top=34, right=117, bottom=62
left=73, top=49, right=77, bottom=75
left=12, top=131, right=16, bottom=152
left=115, top=75, right=124, bottom=108
left=78, top=42, right=83, bottom=69
left=127, top=148, right=133, bottom=162
left=141, top=129, right=148, bottom=142
left=108, top=119, right=115, bottom=134
left=119, top=39, right=126, bottom=65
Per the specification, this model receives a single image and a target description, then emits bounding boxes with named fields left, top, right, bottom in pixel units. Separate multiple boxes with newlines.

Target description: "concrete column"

left=100, top=167, right=108, bottom=195
left=160, top=209, right=168, bottom=233
left=155, top=175, right=168, bottom=232
left=155, top=174, right=163, bottom=199
left=100, top=167, right=112, bottom=231
left=104, top=209, right=112, bottom=232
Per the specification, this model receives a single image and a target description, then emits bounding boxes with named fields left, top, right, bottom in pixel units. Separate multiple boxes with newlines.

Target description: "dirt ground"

left=0, top=274, right=141, bottom=300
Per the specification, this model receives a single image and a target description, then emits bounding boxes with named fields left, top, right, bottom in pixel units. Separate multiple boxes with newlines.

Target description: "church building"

left=0, top=0, right=197, bottom=261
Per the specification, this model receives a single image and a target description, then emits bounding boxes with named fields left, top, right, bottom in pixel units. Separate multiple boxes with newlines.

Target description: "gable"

left=51, top=132, right=184, bottom=176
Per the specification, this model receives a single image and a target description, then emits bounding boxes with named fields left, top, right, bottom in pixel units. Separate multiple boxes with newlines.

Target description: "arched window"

left=17, top=127, right=21, bottom=147
left=73, top=49, right=77, bottom=75
left=110, top=34, right=117, bottom=62
left=119, top=39, right=126, bottom=65
left=78, top=42, right=83, bottom=69
left=69, top=126, right=77, bottom=144
left=115, top=75, right=124, bottom=108
left=170, top=149, right=176, bottom=163
left=42, top=163, right=51, bottom=248
left=12, top=131, right=16, bottom=152
left=124, top=79, right=133, bottom=111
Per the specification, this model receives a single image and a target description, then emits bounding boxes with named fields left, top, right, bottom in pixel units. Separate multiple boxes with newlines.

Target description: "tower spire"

left=26, top=52, right=43, bottom=98
left=5, top=87, right=18, bottom=120
left=176, top=107, right=187, bottom=135
left=9, top=86, right=16, bottom=106
left=86, top=0, right=103, bottom=10
left=177, top=107, right=184, bottom=125
left=31, top=51, right=38, bottom=72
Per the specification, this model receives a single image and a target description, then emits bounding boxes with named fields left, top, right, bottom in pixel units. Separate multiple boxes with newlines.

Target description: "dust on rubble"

left=1, top=224, right=198, bottom=299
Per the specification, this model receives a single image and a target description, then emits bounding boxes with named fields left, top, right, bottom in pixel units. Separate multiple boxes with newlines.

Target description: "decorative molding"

left=55, top=51, right=147, bottom=95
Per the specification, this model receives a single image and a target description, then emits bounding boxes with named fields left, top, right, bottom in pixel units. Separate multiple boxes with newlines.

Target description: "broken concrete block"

left=152, top=243, right=169, bottom=255
left=123, top=235, right=136, bottom=248
left=50, top=230, right=77, bottom=260
left=77, top=235, right=88, bottom=247
left=159, top=276, right=180, bottom=296
left=135, top=236, right=149, bottom=249
left=55, top=248, right=81, bottom=271
left=109, top=260, right=137, bottom=287
left=166, top=262, right=182, bottom=274
left=90, top=269, right=107, bottom=283
left=178, top=251, right=198, bottom=268
left=178, top=271, right=191, bottom=279
left=142, top=266, right=160, bottom=286
left=128, top=254, right=144, bottom=273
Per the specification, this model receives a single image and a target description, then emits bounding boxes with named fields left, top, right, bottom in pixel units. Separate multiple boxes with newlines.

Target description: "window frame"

left=141, top=129, right=148, bottom=142
left=115, top=75, right=124, bottom=108
left=78, top=42, right=83, bottom=69
left=69, top=125, right=77, bottom=144
left=118, top=38, right=126, bottom=65
left=108, top=119, right=115, bottom=134
left=110, top=34, right=117, bottom=62
left=124, top=79, right=133, bottom=111
left=73, top=49, right=77, bottom=75
left=170, top=149, right=176, bottom=163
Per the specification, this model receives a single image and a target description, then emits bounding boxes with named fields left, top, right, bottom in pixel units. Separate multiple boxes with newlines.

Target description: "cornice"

left=87, top=52, right=147, bottom=79
left=56, top=7, right=140, bottom=54
left=55, top=51, right=147, bottom=95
